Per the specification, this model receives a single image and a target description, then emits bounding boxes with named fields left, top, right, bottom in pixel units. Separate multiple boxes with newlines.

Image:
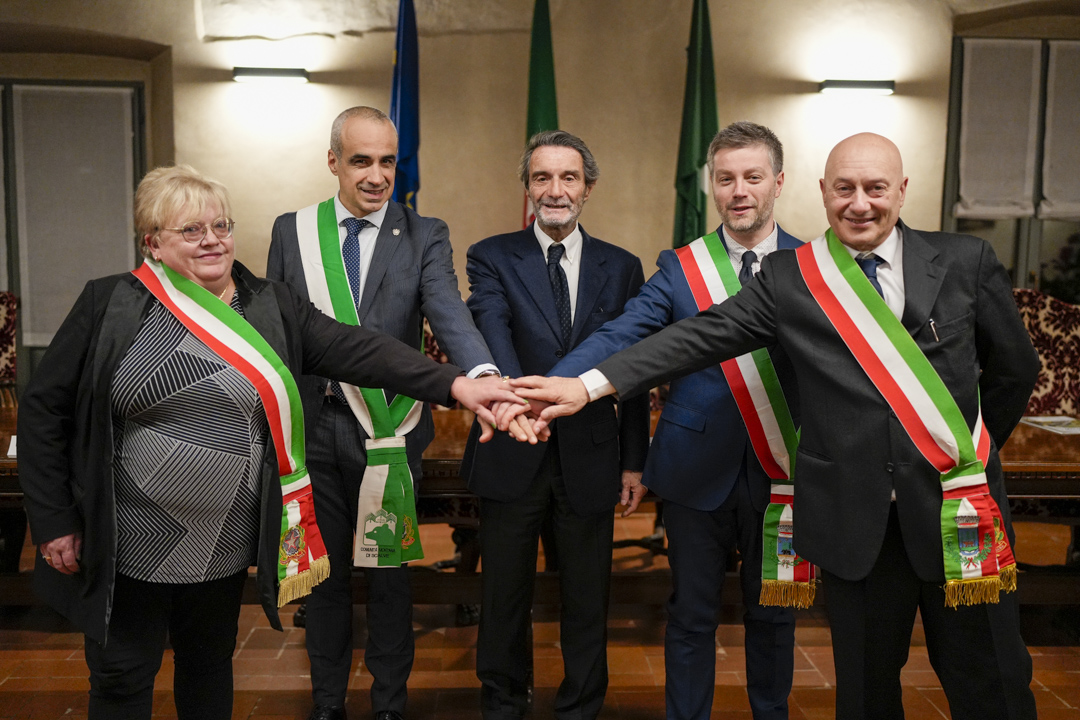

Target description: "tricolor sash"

left=796, top=230, right=1015, bottom=607
left=132, top=260, right=330, bottom=607
left=295, top=199, right=424, bottom=567
left=675, top=233, right=815, bottom=608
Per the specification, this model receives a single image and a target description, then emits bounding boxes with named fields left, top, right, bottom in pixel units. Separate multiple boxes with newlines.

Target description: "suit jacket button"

left=555, top=349, right=564, bottom=358
left=886, top=462, right=895, bottom=473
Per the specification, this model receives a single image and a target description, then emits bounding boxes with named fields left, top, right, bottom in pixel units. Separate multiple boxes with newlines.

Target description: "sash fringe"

left=999, top=563, right=1017, bottom=594
left=277, top=555, right=332, bottom=607
left=759, top=579, right=818, bottom=609
left=944, top=577, right=1001, bottom=608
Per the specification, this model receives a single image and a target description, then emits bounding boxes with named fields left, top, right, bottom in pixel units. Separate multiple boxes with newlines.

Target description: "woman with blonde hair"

left=19, top=165, right=520, bottom=719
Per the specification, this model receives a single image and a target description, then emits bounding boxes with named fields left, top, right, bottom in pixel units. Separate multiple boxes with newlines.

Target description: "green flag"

left=673, top=0, right=718, bottom=248
left=524, top=0, right=558, bottom=226
left=526, top=0, right=558, bottom=139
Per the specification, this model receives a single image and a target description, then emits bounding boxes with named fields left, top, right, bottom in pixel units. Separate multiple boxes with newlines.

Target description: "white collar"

left=843, top=225, right=901, bottom=265
left=334, top=194, right=389, bottom=233
left=533, top=221, right=583, bottom=265
left=721, top=221, right=779, bottom=256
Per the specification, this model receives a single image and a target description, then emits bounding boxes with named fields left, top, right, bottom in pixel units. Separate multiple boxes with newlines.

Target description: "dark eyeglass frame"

left=162, top=217, right=236, bottom=243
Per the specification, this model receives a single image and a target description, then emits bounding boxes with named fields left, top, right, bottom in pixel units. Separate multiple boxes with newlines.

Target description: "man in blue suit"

left=463, top=130, right=650, bottom=720
left=550, top=122, right=801, bottom=720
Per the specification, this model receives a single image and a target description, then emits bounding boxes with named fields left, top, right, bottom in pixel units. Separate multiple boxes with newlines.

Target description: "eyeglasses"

left=162, top=217, right=236, bottom=243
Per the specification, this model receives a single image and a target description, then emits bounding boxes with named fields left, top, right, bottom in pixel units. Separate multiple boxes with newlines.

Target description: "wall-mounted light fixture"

left=232, top=67, right=310, bottom=83
left=818, top=79, right=895, bottom=95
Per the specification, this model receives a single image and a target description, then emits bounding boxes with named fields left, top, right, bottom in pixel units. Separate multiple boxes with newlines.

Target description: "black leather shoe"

left=308, top=705, right=347, bottom=720
left=373, top=712, right=403, bottom=720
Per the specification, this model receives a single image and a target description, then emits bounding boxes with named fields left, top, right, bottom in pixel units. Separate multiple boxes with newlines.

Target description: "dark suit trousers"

left=476, top=436, right=614, bottom=720
left=305, top=399, right=414, bottom=712
left=664, top=459, right=795, bottom=720
left=84, top=570, right=246, bottom=720
left=822, top=504, right=1037, bottom=720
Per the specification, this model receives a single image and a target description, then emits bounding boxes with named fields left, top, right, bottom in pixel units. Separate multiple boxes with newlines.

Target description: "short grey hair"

left=518, top=130, right=600, bottom=188
left=330, top=106, right=395, bottom=158
left=706, top=121, right=784, bottom=177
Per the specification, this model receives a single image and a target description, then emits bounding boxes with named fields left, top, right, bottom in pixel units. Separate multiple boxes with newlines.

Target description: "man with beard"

left=545, top=121, right=801, bottom=720
left=461, top=130, right=650, bottom=720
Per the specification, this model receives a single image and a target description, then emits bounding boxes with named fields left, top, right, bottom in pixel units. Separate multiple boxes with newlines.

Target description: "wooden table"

left=0, top=407, right=17, bottom=509
left=999, top=422, right=1080, bottom=519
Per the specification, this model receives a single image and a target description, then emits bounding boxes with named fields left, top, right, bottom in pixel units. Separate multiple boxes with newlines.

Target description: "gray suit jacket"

left=596, top=222, right=1040, bottom=582
left=267, top=199, right=493, bottom=467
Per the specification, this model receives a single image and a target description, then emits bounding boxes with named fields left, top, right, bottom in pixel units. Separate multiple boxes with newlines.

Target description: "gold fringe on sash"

left=944, top=576, right=1001, bottom=608
left=759, top=579, right=818, bottom=609
left=998, top=563, right=1017, bottom=594
left=277, top=555, right=332, bottom=607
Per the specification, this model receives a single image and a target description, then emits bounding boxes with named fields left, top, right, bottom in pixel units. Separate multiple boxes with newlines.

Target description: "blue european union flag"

left=390, top=0, right=420, bottom=211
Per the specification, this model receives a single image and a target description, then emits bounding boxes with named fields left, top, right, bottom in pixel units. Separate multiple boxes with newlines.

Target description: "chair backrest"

left=0, top=292, right=15, bottom=384
left=1013, top=288, right=1080, bottom=416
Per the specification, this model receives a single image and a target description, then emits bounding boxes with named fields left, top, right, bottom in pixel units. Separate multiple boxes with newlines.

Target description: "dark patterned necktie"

left=547, top=243, right=572, bottom=347
left=331, top=216, right=371, bottom=403
left=856, top=252, right=885, bottom=298
left=342, top=217, right=370, bottom=307
left=739, top=250, right=758, bottom=285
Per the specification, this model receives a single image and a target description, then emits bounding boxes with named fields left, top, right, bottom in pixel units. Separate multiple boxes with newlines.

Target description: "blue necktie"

left=856, top=252, right=885, bottom=298
left=547, top=243, right=572, bottom=348
left=739, top=250, right=757, bottom=285
left=342, top=217, right=369, bottom=307
left=330, top=217, right=371, bottom=403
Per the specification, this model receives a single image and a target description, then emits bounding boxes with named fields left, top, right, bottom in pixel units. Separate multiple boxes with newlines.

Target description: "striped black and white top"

left=111, top=293, right=268, bottom=584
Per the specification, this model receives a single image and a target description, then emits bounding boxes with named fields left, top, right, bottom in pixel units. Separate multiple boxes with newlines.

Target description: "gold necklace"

left=218, top=281, right=231, bottom=301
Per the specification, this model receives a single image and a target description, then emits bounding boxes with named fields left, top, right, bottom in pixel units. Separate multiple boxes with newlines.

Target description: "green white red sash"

left=675, top=233, right=815, bottom=608
left=132, top=260, right=329, bottom=606
left=796, top=230, right=1015, bottom=607
left=295, top=199, right=424, bottom=567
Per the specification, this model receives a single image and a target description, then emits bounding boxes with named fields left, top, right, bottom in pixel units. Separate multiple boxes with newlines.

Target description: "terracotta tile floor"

left=1, top=513, right=1078, bottom=719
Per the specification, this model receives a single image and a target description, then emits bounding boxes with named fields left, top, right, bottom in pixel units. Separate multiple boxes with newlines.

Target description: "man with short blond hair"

left=548, top=121, right=801, bottom=720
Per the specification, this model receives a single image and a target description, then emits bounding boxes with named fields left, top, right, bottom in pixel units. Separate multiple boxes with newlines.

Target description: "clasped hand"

left=451, top=374, right=592, bottom=443
left=465, top=375, right=592, bottom=443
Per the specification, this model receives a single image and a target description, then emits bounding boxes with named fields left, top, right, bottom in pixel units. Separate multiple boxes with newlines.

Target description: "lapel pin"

left=393, top=228, right=401, bottom=236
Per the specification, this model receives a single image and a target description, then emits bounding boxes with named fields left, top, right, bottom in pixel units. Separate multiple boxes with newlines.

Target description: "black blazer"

left=18, top=262, right=461, bottom=643
left=461, top=226, right=650, bottom=515
left=596, top=223, right=1039, bottom=581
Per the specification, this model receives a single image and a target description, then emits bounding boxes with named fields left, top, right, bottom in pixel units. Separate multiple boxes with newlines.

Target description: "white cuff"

left=580, top=369, right=616, bottom=402
left=467, top=363, right=500, bottom=379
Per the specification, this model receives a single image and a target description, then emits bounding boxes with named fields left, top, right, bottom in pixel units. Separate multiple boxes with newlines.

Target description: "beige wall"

left=0, top=0, right=958, bottom=282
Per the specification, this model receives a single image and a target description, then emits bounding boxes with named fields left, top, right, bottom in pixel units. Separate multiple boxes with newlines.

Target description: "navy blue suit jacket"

left=552, top=226, right=804, bottom=513
left=461, top=225, right=650, bottom=515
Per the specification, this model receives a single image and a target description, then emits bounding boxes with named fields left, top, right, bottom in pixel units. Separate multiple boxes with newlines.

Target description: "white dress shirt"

left=723, top=222, right=779, bottom=277
left=334, top=195, right=386, bottom=305
left=534, top=221, right=584, bottom=322
left=845, top=225, right=905, bottom=320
